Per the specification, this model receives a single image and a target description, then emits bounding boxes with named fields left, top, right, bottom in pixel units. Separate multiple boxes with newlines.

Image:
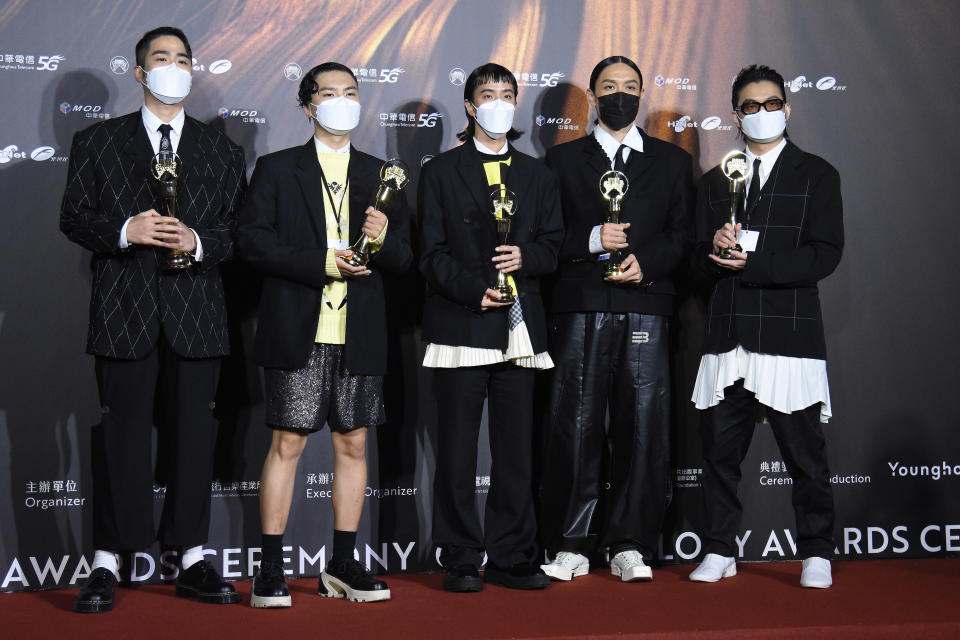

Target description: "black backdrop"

left=1, top=0, right=959, bottom=591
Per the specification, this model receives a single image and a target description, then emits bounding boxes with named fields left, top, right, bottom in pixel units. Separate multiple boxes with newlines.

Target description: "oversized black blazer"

left=237, top=139, right=412, bottom=375
left=60, top=111, right=246, bottom=359
left=544, top=127, right=694, bottom=316
left=690, top=141, right=844, bottom=360
left=418, top=141, right=563, bottom=353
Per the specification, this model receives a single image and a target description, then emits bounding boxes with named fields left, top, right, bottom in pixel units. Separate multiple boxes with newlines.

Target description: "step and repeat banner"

left=1, top=0, right=958, bottom=591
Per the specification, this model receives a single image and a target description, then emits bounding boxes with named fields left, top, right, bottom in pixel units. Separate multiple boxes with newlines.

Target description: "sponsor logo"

left=534, top=114, right=580, bottom=131
left=58, top=102, right=103, bottom=115
left=655, top=74, right=696, bottom=90
left=420, top=154, right=435, bottom=166
left=449, top=67, right=466, bottom=85
left=668, top=115, right=695, bottom=133
left=217, top=107, right=266, bottom=124
left=0, top=145, right=26, bottom=163
left=352, top=66, right=405, bottom=83
left=109, top=55, right=129, bottom=74
left=0, top=54, right=65, bottom=71
left=30, top=146, right=56, bottom=161
left=475, top=475, right=490, bottom=494
left=209, top=59, right=232, bottom=74
left=378, top=111, right=442, bottom=128
left=787, top=75, right=813, bottom=92
left=284, top=62, right=303, bottom=81
left=515, top=71, right=565, bottom=87
left=700, top=115, right=734, bottom=131
left=668, top=115, right=733, bottom=133
left=888, top=461, right=960, bottom=480
left=816, top=75, right=847, bottom=91
left=674, top=467, right=702, bottom=488
left=210, top=480, right=261, bottom=498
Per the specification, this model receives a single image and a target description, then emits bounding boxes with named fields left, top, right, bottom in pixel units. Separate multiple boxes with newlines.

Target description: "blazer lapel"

left=454, top=143, right=492, bottom=218
left=347, top=147, right=377, bottom=242
left=120, top=112, right=154, bottom=180
left=583, top=134, right=611, bottom=178
left=624, top=128, right=657, bottom=188
left=177, top=116, right=204, bottom=175
left=747, top=140, right=798, bottom=215
left=503, top=144, right=531, bottom=240
left=294, top=139, right=327, bottom=246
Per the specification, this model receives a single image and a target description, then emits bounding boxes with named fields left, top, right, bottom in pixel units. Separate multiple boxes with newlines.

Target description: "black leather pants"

left=539, top=312, right=672, bottom=560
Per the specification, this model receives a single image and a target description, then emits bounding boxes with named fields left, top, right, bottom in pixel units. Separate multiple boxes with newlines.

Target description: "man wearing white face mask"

left=238, top=62, right=412, bottom=606
left=688, top=64, right=844, bottom=588
left=60, top=27, right=247, bottom=612
left=419, top=63, right=563, bottom=592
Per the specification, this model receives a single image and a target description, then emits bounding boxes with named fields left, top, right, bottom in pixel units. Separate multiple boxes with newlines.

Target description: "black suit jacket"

left=691, top=141, right=844, bottom=359
left=237, top=140, right=412, bottom=375
left=544, top=128, right=694, bottom=316
left=419, top=142, right=563, bottom=352
left=60, top=111, right=246, bottom=359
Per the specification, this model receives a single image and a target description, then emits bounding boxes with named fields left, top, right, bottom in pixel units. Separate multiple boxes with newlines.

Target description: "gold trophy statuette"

left=719, top=150, right=749, bottom=258
left=490, top=186, right=518, bottom=303
left=151, top=151, right=191, bottom=270
left=599, top=170, right=629, bottom=278
left=344, top=158, right=410, bottom=267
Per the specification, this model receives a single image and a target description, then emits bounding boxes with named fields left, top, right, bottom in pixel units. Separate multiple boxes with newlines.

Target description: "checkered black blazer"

left=60, top=111, right=246, bottom=359
left=691, top=141, right=843, bottom=360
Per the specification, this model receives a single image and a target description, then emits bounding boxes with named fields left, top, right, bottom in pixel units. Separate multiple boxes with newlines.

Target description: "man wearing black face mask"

left=539, top=56, right=693, bottom=584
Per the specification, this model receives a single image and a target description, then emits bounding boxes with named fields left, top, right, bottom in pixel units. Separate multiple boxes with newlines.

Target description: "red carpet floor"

left=2, top=559, right=958, bottom=639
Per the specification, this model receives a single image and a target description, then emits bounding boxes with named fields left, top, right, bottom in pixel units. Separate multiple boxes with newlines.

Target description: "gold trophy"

left=151, top=151, right=191, bottom=270
left=344, top=158, right=410, bottom=267
left=490, top=186, right=518, bottom=303
left=719, top=150, right=749, bottom=258
left=599, top=170, right=629, bottom=277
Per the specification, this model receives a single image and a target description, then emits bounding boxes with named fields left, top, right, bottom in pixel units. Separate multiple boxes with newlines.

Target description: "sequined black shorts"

left=264, top=344, right=385, bottom=433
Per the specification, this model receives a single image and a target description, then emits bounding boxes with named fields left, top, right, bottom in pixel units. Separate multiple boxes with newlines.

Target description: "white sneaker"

left=800, top=557, right=832, bottom=588
left=540, top=551, right=590, bottom=581
left=610, top=550, right=652, bottom=582
left=689, top=554, right=736, bottom=582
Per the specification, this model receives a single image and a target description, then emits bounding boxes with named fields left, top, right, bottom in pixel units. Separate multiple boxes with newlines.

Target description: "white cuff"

left=190, top=229, right=203, bottom=261
left=588, top=224, right=605, bottom=254
left=118, top=217, right=132, bottom=248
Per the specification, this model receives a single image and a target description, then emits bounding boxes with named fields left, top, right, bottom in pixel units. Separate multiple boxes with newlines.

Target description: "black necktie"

left=158, top=123, right=173, bottom=153
left=746, top=157, right=762, bottom=211
left=614, top=144, right=628, bottom=172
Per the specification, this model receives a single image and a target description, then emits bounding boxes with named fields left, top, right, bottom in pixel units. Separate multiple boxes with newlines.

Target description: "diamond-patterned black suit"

left=60, top=110, right=246, bottom=552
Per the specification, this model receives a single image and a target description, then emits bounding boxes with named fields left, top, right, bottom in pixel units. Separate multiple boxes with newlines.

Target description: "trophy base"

left=719, top=243, right=743, bottom=259
left=604, top=263, right=624, bottom=278
left=495, top=288, right=515, bottom=303
left=343, top=251, right=369, bottom=268
left=165, top=251, right=193, bottom=271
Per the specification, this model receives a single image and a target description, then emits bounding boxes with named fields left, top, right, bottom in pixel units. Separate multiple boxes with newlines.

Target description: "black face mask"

left=596, top=91, right=640, bottom=130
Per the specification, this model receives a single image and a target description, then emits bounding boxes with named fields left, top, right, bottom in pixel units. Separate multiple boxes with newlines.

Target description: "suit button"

left=463, top=216, right=471, bottom=223
left=209, top=401, right=216, bottom=409
left=100, top=406, right=110, bottom=414
left=528, top=225, right=535, bottom=232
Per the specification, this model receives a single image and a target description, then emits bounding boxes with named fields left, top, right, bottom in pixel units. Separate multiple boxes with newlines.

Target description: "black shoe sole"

left=175, top=584, right=241, bottom=604
left=484, top=574, right=550, bottom=590
left=74, top=600, right=113, bottom=613
left=443, top=576, right=484, bottom=592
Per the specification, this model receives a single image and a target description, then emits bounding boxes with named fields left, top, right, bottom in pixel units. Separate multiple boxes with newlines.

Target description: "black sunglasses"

left=736, top=98, right=785, bottom=115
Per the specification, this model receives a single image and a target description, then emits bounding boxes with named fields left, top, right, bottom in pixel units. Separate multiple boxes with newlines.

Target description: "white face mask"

left=473, top=99, right=516, bottom=137
left=312, top=96, right=361, bottom=135
left=140, top=62, right=192, bottom=105
left=739, top=109, right=787, bottom=144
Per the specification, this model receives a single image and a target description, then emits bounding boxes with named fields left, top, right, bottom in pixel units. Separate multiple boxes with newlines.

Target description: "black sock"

left=610, top=541, right=640, bottom=557
left=332, top=530, right=357, bottom=562
left=261, top=533, right=284, bottom=565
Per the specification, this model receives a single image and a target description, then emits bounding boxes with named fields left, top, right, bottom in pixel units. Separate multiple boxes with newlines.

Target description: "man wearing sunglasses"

left=688, top=65, right=843, bottom=588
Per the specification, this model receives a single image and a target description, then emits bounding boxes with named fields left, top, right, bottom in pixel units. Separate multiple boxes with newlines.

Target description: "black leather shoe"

left=484, top=563, right=551, bottom=590
left=443, top=564, right=483, bottom=593
left=74, top=567, right=118, bottom=613
left=319, top=558, right=391, bottom=602
left=175, top=560, right=240, bottom=604
left=249, top=560, right=291, bottom=608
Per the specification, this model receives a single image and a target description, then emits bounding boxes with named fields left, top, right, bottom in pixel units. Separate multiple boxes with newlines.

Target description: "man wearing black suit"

left=687, top=65, right=842, bottom=589
left=238, top=62, right=411, bottom=606
left=420, top=63, right=562, bottom=592
left=539, top=56, right=693, bottom=584
left=60, top=27, right=246, bottom=612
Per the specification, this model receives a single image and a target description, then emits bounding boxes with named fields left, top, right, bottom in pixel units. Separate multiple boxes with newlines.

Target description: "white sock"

left=181, top=545, right=204, bottom=570
left=91, top=550, right=120, bottom=579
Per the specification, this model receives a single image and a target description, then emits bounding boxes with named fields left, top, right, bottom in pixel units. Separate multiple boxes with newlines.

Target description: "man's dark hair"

left=731, top=64, right=786, bottom=109
left=589, top=55, right=643, bottom=93
left=298, top=62, right=358, bottom=107
left=135, top=27, right=192, bottom=69
left=457, top=63, right=523, bottom=142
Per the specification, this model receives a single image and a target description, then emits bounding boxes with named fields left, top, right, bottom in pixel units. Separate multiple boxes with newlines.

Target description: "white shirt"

left=691, top=137, right=831, bottom=423
left=118, top=105, right=201, bottom=259
left=314, top=137, right=350, bottom=154
left=588, top=125, right=644, bottom=254
left=422, top=137, right=553, bottom=370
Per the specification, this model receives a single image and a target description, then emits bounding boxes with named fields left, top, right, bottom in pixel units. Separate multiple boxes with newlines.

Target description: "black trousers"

left=699, top=379, right=835, bottom=559
left=539, top=312, right=671, bottom=560
left=92, top=339, right=219, bottom=551
left=432, top=363, right=538, bottom=569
